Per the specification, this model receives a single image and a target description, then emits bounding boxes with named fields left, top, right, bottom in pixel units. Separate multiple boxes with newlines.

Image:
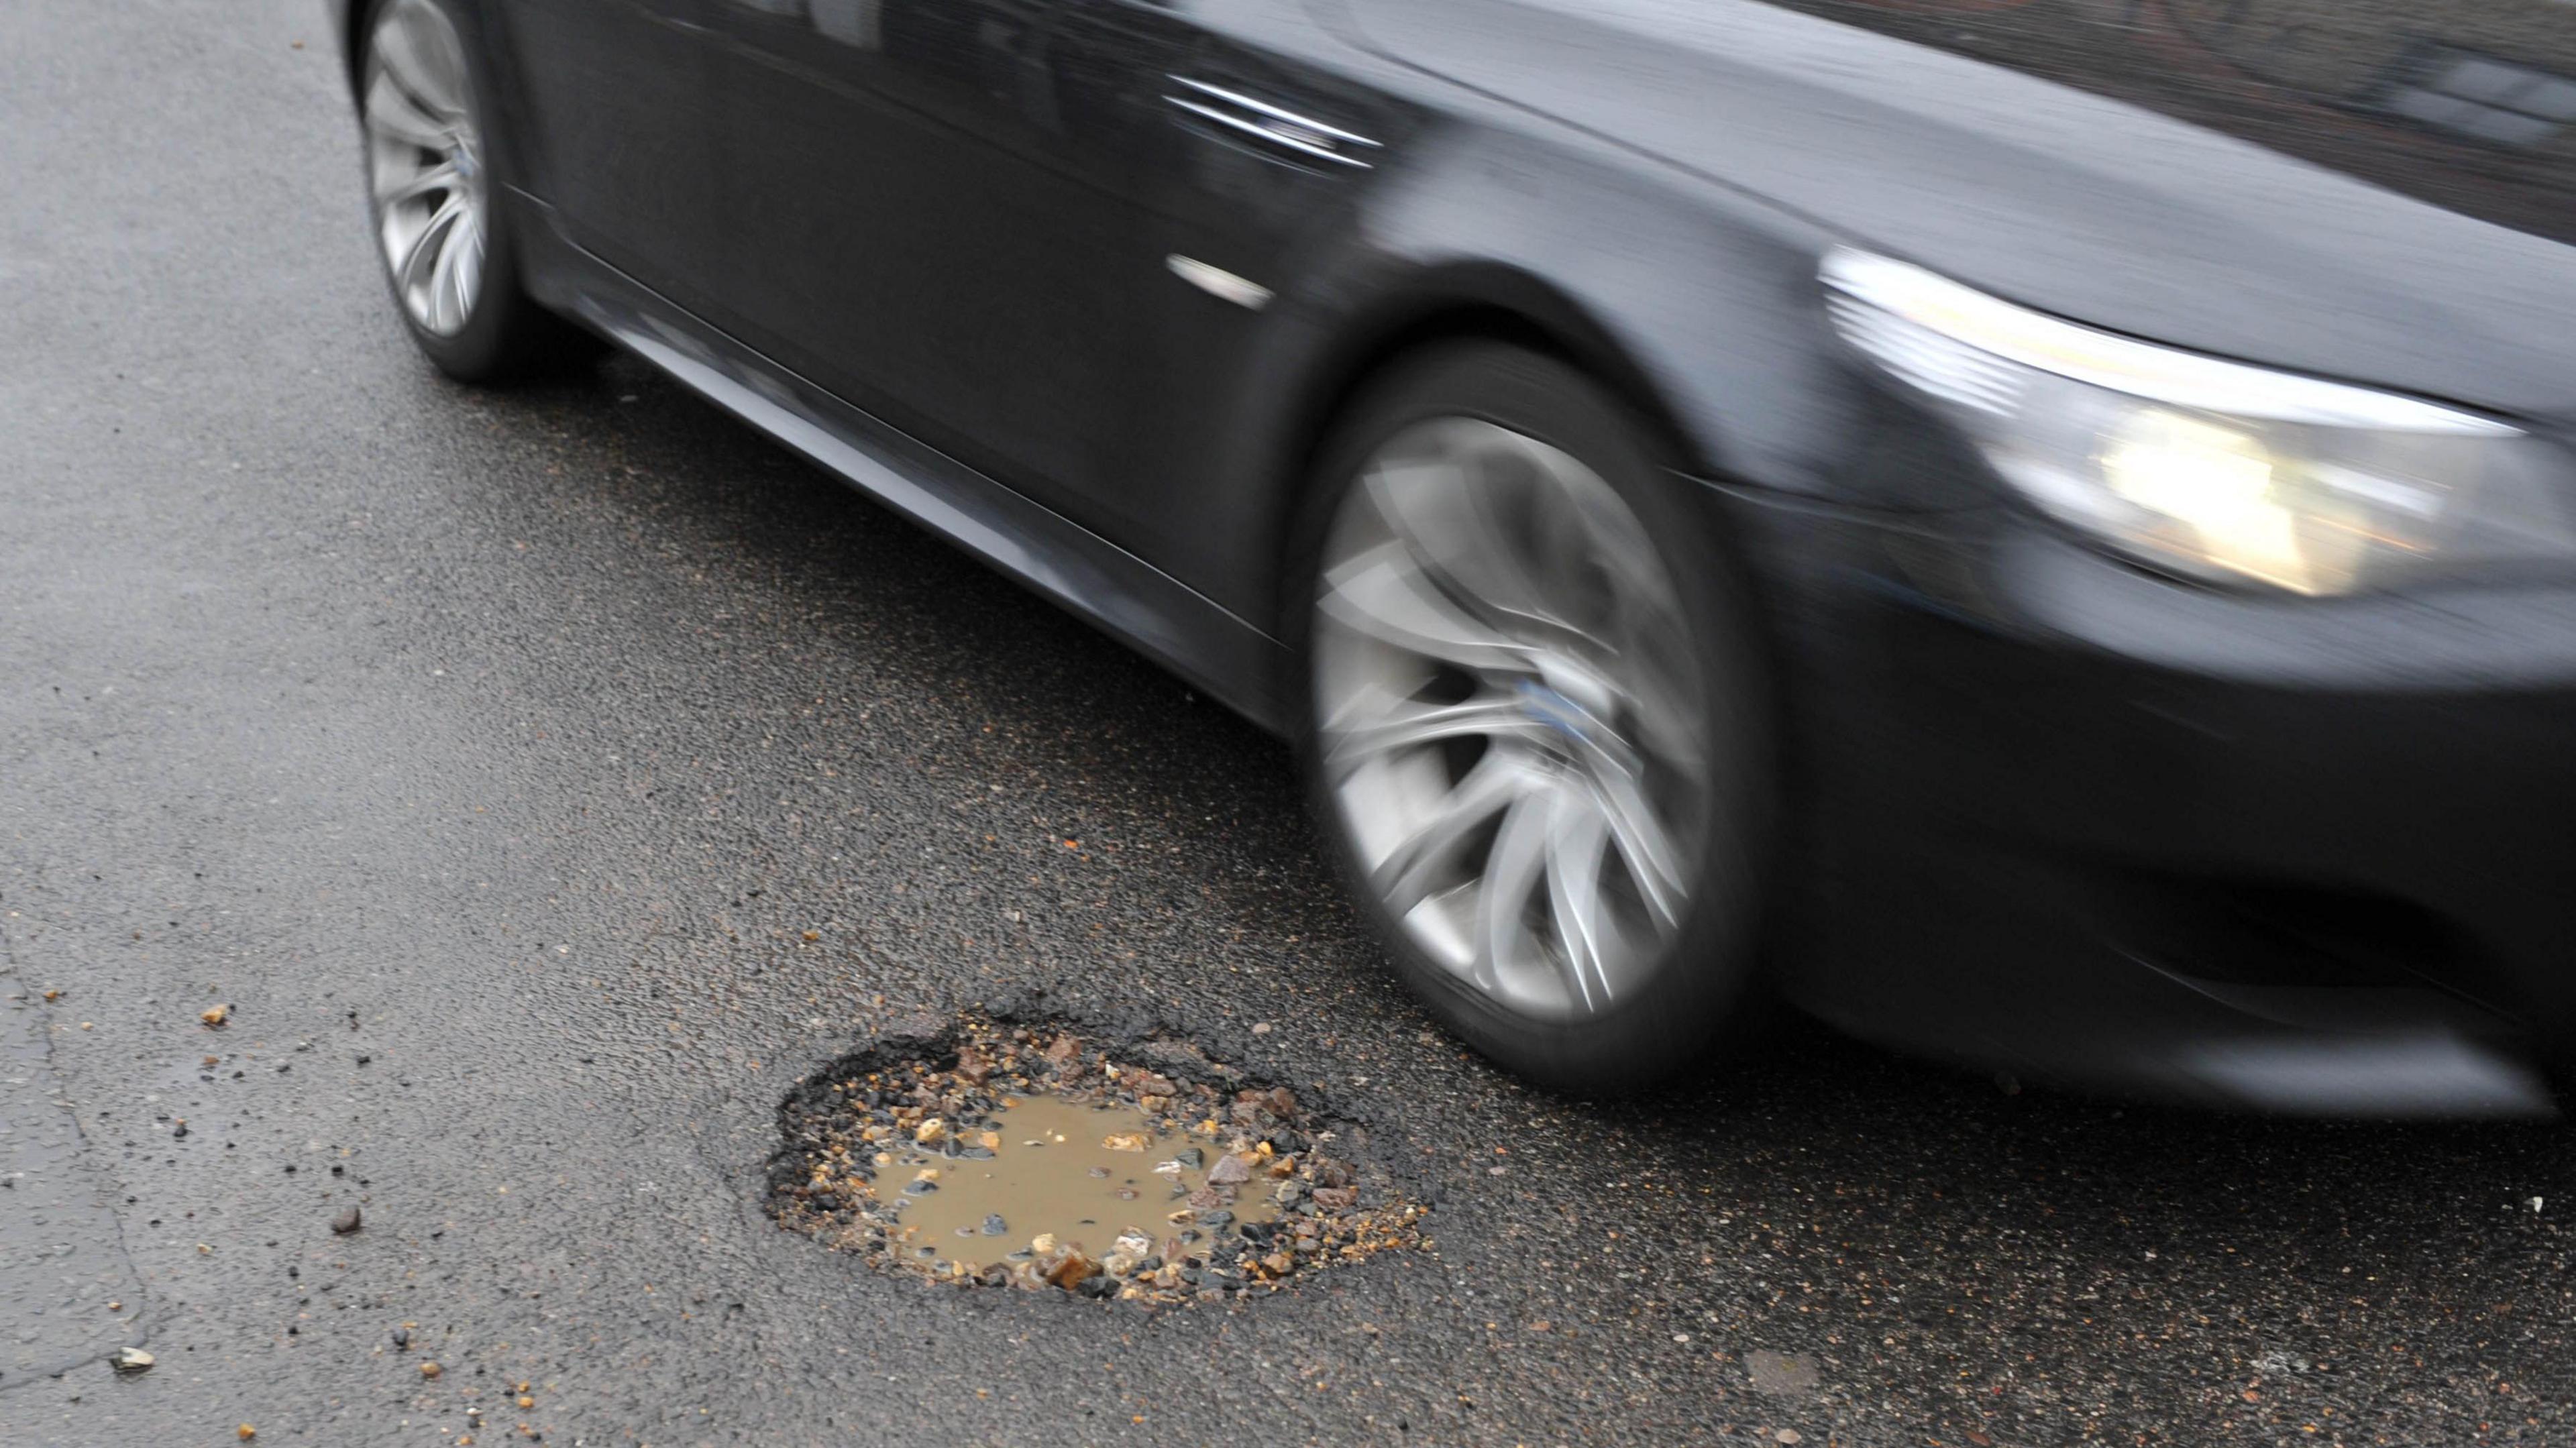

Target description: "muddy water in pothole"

left=879, top=1095, right=1280, bottom=1270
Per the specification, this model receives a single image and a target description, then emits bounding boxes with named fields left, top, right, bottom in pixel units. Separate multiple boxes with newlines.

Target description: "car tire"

left=357, top=0, right=592, bottom=384
left=1293, top=343, right=1776, bottom=1093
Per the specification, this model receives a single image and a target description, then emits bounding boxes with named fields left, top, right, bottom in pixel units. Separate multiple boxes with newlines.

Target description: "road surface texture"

left=3, top=3, right=2569, bottom=1445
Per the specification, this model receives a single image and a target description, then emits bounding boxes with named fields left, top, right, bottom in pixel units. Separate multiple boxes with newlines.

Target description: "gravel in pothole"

left=769, top=1016, right=1424, bottom=1303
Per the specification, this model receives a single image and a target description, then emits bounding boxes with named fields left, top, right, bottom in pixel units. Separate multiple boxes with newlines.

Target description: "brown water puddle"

left=770, top=1017, right=1428, bottom=1302
left=878, top=1095, right=1281, bottom=1272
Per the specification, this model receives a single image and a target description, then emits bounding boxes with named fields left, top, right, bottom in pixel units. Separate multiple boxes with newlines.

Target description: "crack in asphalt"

left=0, top=930, right=150, bottom=1389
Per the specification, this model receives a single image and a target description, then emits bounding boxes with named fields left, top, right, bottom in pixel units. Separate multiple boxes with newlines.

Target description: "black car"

left=333, top=0, right=2576, bottom=1115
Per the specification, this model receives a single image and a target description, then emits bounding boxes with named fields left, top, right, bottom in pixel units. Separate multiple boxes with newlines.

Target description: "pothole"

left=769, top=1015, right=1426, bottom=1303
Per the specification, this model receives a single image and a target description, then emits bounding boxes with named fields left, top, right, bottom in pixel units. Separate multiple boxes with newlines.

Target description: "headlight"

left=1821, top=247, right=2576, bottom=596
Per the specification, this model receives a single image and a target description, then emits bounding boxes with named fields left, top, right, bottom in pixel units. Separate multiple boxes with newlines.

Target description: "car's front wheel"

left=1298, top=344, right=1776, bottom=1092
left=359, top=0, right=584, bottom=382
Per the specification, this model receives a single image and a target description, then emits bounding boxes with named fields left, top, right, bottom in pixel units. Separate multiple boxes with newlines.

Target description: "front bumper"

left=1721, top=486, right=2576, bottom=1116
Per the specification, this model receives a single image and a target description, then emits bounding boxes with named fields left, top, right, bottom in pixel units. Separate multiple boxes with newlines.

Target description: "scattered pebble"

left=201, top=1003, right=230, bottom=1027
left=111, top=1347, right=154, bottom=1374
left=331, top=1205, right=362, bottom=1235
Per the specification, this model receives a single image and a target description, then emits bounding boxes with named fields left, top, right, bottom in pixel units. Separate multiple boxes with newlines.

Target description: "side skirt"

left=513, top=189, right=1294, bottom=735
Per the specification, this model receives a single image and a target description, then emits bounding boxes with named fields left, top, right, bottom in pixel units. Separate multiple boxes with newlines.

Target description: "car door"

left=703, top=0, right=1171, bottom=528
left=702, top=1, right=1402, bottom=602
left=499, top=0, right=724, bottom=317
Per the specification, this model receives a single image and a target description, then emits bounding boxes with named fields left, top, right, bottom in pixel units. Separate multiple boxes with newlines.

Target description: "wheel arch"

left=1279, top=264, right=1707, bottom=516
left=1255, top=259, right=1721, bottom=645
left=1248, top=248, right=1805, bottom=848
left=1224, top=109, right=1858, bottom=641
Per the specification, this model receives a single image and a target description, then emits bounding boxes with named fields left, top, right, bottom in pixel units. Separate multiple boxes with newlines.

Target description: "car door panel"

left=704, top=0, right=1166, bottom=535
left=502, top=0, right=724, bottom=315
left=698, top=1, right=1401, bottom=623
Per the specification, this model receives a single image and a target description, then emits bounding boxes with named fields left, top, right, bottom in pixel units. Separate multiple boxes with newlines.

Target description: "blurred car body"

left=336, top=0, right=2576, bottom=1114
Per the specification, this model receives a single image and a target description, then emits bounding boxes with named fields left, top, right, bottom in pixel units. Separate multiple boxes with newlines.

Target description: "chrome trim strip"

left=1165, top=95, right=1373, bottom=168
left=1167, top=75, right=1382, bottom=148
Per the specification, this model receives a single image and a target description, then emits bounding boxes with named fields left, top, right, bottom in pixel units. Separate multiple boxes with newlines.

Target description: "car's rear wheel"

left=360, top=0, right=585, bottom=382
left=1297, top=345, right=1774, bottom=1092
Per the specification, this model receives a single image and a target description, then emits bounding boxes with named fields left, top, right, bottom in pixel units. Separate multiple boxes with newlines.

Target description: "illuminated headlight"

left=1821, top=247, right=2576, bottom=596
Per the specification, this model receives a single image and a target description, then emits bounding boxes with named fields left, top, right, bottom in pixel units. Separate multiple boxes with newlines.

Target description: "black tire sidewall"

left=1288, top=343, right=1776, bottom=1094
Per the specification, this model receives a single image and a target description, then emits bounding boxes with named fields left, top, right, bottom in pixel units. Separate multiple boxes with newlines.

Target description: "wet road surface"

left=4, top=3, right=2571, bottom=1445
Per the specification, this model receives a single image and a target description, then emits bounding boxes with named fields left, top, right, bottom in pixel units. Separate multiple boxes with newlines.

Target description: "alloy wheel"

left=362, top=0, right=486, bottom=337
left=1312, top=417, right=1714, bottom=1023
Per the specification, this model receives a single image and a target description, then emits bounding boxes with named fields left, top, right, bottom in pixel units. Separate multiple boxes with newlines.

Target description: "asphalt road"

left=4, top=3, right=2571, bottom=1445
